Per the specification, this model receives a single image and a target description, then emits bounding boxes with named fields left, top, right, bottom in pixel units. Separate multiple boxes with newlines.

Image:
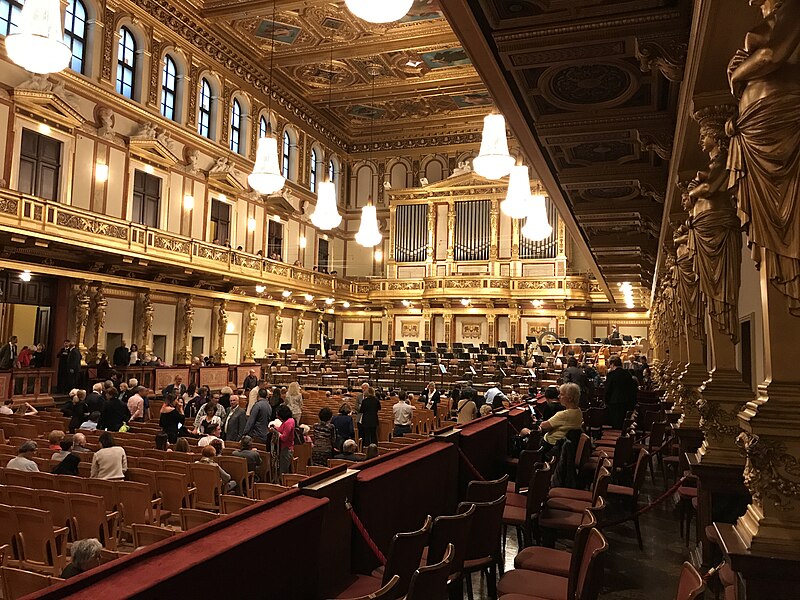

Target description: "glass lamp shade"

left=501, top=165, right=534, bottom=219
left=473, top=113, right=514, bottom=180
left=5, top=0, right=71, bottom=74
left=345, top=0, right=414, bottom=23
left=521, top=193, right=552, bottom=241
left=248, top=136, right=285, bottom=195
left=355, top=204, right=383, bottom=248
left=310, top=180, right=342, bottom=230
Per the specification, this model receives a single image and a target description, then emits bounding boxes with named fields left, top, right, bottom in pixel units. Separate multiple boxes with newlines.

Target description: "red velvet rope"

left=457, top=447, right=486, bottom=482
left=598, top=475, right=689, bottom=529
left=346, top=501, right=387, bottom=566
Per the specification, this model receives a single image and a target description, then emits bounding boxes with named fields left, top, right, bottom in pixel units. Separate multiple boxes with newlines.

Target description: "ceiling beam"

left=439, top=0, right=612, bottom=301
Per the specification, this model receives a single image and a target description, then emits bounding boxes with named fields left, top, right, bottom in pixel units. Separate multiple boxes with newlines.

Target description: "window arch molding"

left=158, top=46, right=188, bottom=123
left=386, top=157, right=412, bottom=190
left=64, top=0, right=98, bottom=76
left=351, top=159, right=378, bottom=208
left=113, top=17, right=148, bottom=102
left=229, top=92, right=251, bottom=155
left=309, top=142, right=325, bottom=192
left=281, top=125, right=298, bottom=181
left=420, top=154, right=448, bottom=185
left=196, top=71, right=222, bottom=140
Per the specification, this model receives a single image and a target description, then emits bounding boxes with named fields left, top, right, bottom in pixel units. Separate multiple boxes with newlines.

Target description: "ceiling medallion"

left=541, top=61, right=640, bottom=111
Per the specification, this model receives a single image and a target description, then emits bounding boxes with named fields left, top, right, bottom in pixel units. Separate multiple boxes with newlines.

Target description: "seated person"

left=540, top=383, right=583, bottom=451
left=333, top=439, right=361, bottom=462
left=52, top=435, right=74, bottom=461
left=536, top=386, right=565, bottom=421
left=197, top=422, right=225, bottom=449
left=232, top=435, right=262, bottom=480
left=196, top=445, right=236, bottom=492
left=61, top=538, right=103, bottom=579
left=7, top=440, right=39, bottom=472
left=80, top=411, right=101, bottom=431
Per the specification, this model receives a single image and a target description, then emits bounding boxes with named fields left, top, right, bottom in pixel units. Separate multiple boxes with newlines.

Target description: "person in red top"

left=15, top=345, right=32, bottom=368
left=272, top=404, right=295, bottom=474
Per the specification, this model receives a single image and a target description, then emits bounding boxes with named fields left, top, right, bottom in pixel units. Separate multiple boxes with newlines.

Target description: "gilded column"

left=212, top=299, right=228, bottom=363
left=446, top=201, right=456, bottom=276
left=422, top=302, right=432, bottom=343
left=511, top=217, right=520, bottom=277
left=486, top=310, right=497, bottom=347
left=443, top=310, right=453, bottom=347
left=270, top=307, right=283, bottom=353
left=426, top=202, right=436, bottom=277
left=243, top=304, right=258, bottom=362
left=489, top=198, right=500, bottom=274
left=72, top=281, right=91, bottom=361
left=87, top=284, right=107, bottom=363
left=509, top=302, right=520, bottom=346
left=99, top=5, right=116, bottom=87
left=137, top=292, right=154, bottom=356
left=176, top=295, right=194, bottom=365
left=294, top=311, right=306, bottom=352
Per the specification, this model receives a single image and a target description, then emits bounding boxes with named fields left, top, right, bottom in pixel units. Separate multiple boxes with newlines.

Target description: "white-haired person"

left=539, top=382, right=584, bottom=451
left=61, top=538, right=103, bottom=579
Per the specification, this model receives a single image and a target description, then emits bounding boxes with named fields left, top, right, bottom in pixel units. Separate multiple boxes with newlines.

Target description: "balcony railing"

left=0, top=188, right=356, bottom=297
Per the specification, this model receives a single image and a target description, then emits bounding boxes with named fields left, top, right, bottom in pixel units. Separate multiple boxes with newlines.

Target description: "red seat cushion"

left=513, top=546, right=570, bottom=577
left=507, top=480, right=516, bottom=494
left=464, top=556, right=494, bottom=572
left=547, top=488, right=591, bottom=501
left=497, top=569, right=569, bottom=599
left=334, top=574, right=382, bottom=598
left=678, top=486, right=698, bottom=499
left=507, top=492, right=527, bottom=508
left=503, top=504, right=528, bottom=526
left=606, top=483, right=633, bottom=497
left=538, top=509, right=582, bottom=532
left=545, top=497, right=591, bottom=513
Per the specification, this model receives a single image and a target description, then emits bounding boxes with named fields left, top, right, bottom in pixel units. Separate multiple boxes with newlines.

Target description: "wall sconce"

left=255, top=285, right=266, bottom=294
left=299, top=236, right=307, bottom=249
left=247, top=217, right=257, bottom=232
left=19, top=270, right=32, bottom=282
left=282, top=290, right=292, bottom=298
left=226, top=321, right=235, bottom=334
left=144, top=164, right=155, bottom=175
left=183, top=194, right=194, bottom=211
left=374, top=249, right=383, bottom=262
left=37, top=123, right=51, bottom=136
left=95, top=163, right=109, bottom=183
left=304, top=293, right=314, bottom=302
left=342, top=301, right=350, bottom=308
left=461, top=298, right=471, bottom=306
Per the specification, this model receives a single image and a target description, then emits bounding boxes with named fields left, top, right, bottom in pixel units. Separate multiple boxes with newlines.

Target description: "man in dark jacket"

left=85, top=383, right=104, bottom=415
left=243, top=393, right=272, bottom=444
left=224, top=395, right=249, bottom=442
left=66, top=341, right=83, bottom=390
left=605, top=356, right=638, bottom=429
left=562, top=357, right=590, bottom=408
left=112, top=341, right=130, bottom=368
left=56, top=340, right=71, bottom=392
left=242, top=369, right=258, bottom=393
left=98, top=392, right=131, bottom=431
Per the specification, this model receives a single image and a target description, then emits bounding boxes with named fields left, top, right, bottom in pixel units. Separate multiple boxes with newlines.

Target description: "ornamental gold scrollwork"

left=737, top=432, right=800, bottom=510
left=697, top=397, right=745, bottom=440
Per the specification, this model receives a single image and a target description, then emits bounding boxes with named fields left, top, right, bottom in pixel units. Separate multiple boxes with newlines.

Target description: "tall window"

left=310, top=149, right=318, bottom=192
left=268, top=220, right=284, bottom=260
left=230, top=98, right=242, bottom=154
left=132, top=170, right=161, bottom=228
left=328, top=159, right=335, bottom=183
left=0, top=0, right=22, bottom=36
left=282, top=130, right=291, bottom=179
left=259, top=115, right=268, bottom=138
left=116, top=27, right=136, bottom=99
left=18, top=129, right=62, bottom=201
left=64, top=0, right=87, bottom=74
left=210, top=198, right=230, bottom=244
left=317, top=238, right=329, bottom=273
left=160, top=55, right=177, bottom=121
left=198, top=78, right=212, bottom=138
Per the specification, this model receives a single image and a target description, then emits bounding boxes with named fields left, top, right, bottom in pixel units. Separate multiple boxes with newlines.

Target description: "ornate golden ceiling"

left=206, top=0, right=489, bottom=140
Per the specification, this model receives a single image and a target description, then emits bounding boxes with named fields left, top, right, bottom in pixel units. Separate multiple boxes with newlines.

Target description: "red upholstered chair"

left=458, top=495, right=506, bottom=600
left=503, top=462, right=552, bottom=549
left=330, top=575, right=400, bottom=600
left=545, top=467, right=610, bottom=514
left=606, top=448, right=650, bottom=550
left=496, top=527, right=609, bottom=600
left=538, top=496, right=605, bottom=547
left=506, top=450, right=542, bottom=501
left=466, top=474, right=509, bottom=503
left=675, top=561, right=705, bottom=600
left=337, top=516, right=432, bottom=600
left=422, top=503, right=475, bottom=596
left=405, top=543, right=454, bottom=600
left=549, top=457, right=610, bottom=502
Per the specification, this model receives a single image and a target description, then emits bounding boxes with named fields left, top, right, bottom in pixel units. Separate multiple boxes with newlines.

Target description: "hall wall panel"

left=152, top=302, right=177, bottom=362
left=71, top=135, right=94, bottom=210
left=106, top=146, right=128, bottom=219
left=341, top=322, right=364, bottom=344
left=193, top=307, right=212, bottom=357
left=254, top=313, right=269, bottom=357
left=454, top=316, right=487, bottom=345
left=567, top=318, right=592, bottom=342
left=738, top=241, right=764, bottom=387
left=105, top=297, right=134, bottom=344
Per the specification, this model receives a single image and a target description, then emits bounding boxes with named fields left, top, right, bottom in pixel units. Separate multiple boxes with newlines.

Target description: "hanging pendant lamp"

left=501, top=163, right=534, bottom=219
left=356, top=203, right=382, bottom=247
left=310, top=175, right=342, bottom=230
left=250, top=0, right=285, bottom=195
left=473, top=112, right=515, bottom=180
left=521, top=192, right=552, bottom=241
left=345, top=0, right=414, bottom=23
left=5, top=0, right=71, bottom=74
left=249, top=126, right=285, bottom=195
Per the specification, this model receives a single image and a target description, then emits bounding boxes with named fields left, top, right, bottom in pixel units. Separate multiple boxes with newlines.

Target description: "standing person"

left=331, top=403, right=355, bottom=451
left=162, top=375, right=186, bottom=400
left=420, top=382, right=441, bottom=415
left=247, top=380, right=267, bottom=415
left=66, top=390, right=89, bottom=433
left=0, top=335, right=18, bottom=369
left=90, top=432, right=127, bottom=480
left=242, top=369, right=258, bottom=393
left=285, top=381, right=304, bottom=424
left=127, top=386, right=146, bottom=422
left=86, top=383, right=104, bottom=415
left=98, top=388, right=130, bottom=432
left=243, top=388, right=272, bottom=444
left=311, top=407, right=336, bottom=466
left=271, top=404, right=296, bottom=475
left=456, top=389, right=478, bottom=424
left=128, top=343, right=139, bottom=365
left=562, top=357, right=590, bottom=408
left=15, top=345, right=32, bottom=368
left=392, top=391, right=413, bottom=437
left=66, top=341, right=82, bottom=391
left=224, top=395, right=248, bottom=442
left=358, top=387, right=381, bottom=446
left=30, top=343, right=46, bottom=368
left=604, top=355, right=638, bottom=429
left=56, top=340, right=71, bottom=392
left=112, top=340, right=130, bottom=368
left=355, top=382, right=369, bottom=423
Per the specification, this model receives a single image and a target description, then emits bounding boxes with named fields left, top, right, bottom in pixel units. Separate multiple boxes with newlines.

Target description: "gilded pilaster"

left=243, top=304, right=258, bottom=362
left=294, top=311, right=306, bottom=352
left=87, top=284, right=107, bottom=363
left=212, top=299, right=228, bottom=363
left=176, top=295, right=193, bottom=365
left=72, top=281, right=91, bottom=361
left=426, top=202, right=435, bottom=277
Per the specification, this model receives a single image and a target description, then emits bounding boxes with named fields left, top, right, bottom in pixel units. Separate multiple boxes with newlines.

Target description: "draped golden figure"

left=727, top=0, right=800, bottom=315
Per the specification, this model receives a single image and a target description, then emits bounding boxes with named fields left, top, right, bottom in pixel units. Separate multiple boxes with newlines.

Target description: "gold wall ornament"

left=737, top=432, right=800, bottom=510
left=401, top=321, right=419, bottom=338
left=215, top=299, right=228, bottom=363
left=462, top=323, right=482, bottom=339
left=73, top=281, right=91, bottom=359
left=87, top=283, right=108, bottom=363
left=177, top=295, right=194, bottom=364
left=244, top=304, right=258, bottom=362
left=295, top=313, right=306, bottom=351
left=271, top=308, right=283, bottom=353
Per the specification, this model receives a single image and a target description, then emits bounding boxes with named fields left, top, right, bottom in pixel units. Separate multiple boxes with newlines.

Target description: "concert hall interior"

left=0, top=0, right=797, bottom=598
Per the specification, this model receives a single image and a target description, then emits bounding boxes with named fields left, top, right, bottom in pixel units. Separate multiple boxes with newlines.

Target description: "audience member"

left=61, top=539, right=103, bottom=579
left=392, top=391, right=413, bottom=437
left=312, top=407, right=336, bottom=466
left=198, top=422, right=225, bottom=449
left=333, top=439, right=361, bottom=462
left=242, top=369, right=258, bottom=392
left=64, top=390, right=88, bottom=433
left=271, top=404, right=296, bottom=474
left=72, top=432, right=91, bottom=452
left=285, top=381, right=304, bottom=424
left=86, top=383, right=104, bottom=414
left=80, top=411, right=101, bottom=431
left=224, top=395, right=248, bottom=442
left=364, top=444, right=378, bottom=460
left=194, top=403, right=222, bottom=435
left=52, top=436, right=74, bottom=461
left=247, top=380, right=267, bottom=415
left=112, top=340, right=130, bottom=368
left=98, top=389, right=130, bottom=432
left=605, top=355, right=638, bottom=429
left=0, top=399, right=13, bottom=415
left=243, top=389, right=272, bottom=444
left=155, top=432, right=169, bottom=451
left=174, top=438, right=190, bottom=453
left=127, top=386, right=146, bottom=422
left=52, top=452, right=80, bottom=475
left=196, top=445, right=236, bottom=492
left=420, top=382, right=440, bottom=414
left=233, top=435, right=262, bottom=481
left=331, top=403, right=355, bottom=450
left=194, top=394, right=226, bottom=430
left=90, top=432, right=127, bottom=480
left=162, top=375, right=186, bottom=399
left=359, top=387, right=381, bottom=446
left=456, top=389, right=478, bottom=424
left=219, top=386, right=233, bottom=410
left=7, top=440, right=39, bottom=472
left=540, top=383, right=584, bottom=450
left=48, top=429, right=65, bottom=450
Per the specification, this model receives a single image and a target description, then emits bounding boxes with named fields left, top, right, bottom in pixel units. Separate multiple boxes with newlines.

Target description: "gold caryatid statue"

left=727, top=0, right=800, bottom=315
left=690, top=106, right=740, bottom=342
left=673, top=184, right=704, bottom=340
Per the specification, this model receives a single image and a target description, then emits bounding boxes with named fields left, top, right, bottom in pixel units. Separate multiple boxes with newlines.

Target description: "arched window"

left=259, top=115, right=268, bottom=138
left=328, top=158, right=336, bottom=184
left=230, top=98, right=242, bottom=154
left=0, top=0, right=22, bottom=36
left=116, top=27, right=136, bottom=99
left=282, top=130, right=291, bottom=179
left=64, top=0, right=87, bottom=74
left=198, top=78, right=212, bottom=138
left=310, top=148, right=318, bottom=192
left=160, top=54, right=177, bottom=121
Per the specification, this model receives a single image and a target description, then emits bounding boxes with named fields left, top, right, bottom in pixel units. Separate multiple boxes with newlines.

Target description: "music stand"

left=344, top=338, right=354, bottom=345
left=280, top=343, right=292, bottom=363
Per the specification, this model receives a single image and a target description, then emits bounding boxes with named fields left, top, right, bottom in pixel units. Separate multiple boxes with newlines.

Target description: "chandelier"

left=310, top=179, right=342, bottom=230
left=249, top=0, right=284, bottom=195
left=249, top=132, right=285, bottom=194
left=521, top=192, right=552, bottom=241
left=473, top=113, right=514, bottom=180
left=5, top=0, right=71, bottom=74
left=345, top=0, right=414, bottom=23
left=356, top=204, right=383, bottom=247
left=501, top=164, right=534, bottom=219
